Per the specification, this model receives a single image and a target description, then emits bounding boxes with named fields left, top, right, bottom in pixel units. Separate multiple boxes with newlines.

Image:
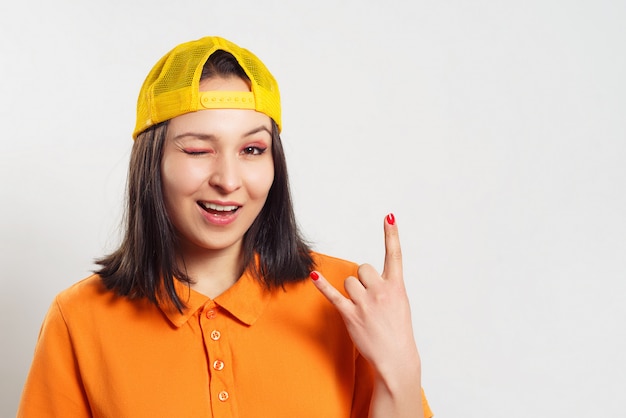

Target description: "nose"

left=208, top=155, right=242, bottom=194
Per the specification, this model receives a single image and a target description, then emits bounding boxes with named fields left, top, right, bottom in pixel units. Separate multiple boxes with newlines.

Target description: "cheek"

left=161, top=157, right=207, bottom=197
left=245, top=162, right=275, bottom=199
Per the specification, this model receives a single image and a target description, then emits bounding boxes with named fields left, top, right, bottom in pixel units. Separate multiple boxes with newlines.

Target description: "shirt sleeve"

left=350, top=352, right=375, bottom=418
left=17, top=297, right=92, bottom=418
left=421, top=387, right=434, bottom=417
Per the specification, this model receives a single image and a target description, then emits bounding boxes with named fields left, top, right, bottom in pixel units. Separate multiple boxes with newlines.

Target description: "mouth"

left=198, top=201, right=241, bottom=215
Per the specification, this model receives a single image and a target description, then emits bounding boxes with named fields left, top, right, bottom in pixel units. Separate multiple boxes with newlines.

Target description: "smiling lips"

left=198, top=201, right=241, bottom=225
left=200, top=202, right=240, bottom=213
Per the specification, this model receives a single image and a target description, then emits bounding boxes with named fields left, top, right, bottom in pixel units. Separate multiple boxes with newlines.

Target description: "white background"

left=1, top=0, right=625, bottom=417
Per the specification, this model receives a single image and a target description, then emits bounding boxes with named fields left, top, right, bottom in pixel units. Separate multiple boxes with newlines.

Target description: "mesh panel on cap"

left=153, top=46, right=208, bottom=96
left=133, top=36, right=281, bottom=139
left=242, top=54, right=280, bottom=115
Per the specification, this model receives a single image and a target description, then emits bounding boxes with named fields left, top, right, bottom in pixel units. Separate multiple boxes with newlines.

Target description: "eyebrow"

left=172, top=125, right=272, bottom=142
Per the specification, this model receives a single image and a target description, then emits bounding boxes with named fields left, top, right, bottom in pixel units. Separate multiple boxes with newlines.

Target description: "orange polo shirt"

left=18, top=252, right=433, bottom=417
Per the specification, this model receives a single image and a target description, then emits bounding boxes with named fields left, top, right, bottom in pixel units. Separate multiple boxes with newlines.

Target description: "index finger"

left=310, top=271, right=355, bottom=314
left=381, top=213, right=403, bottom=280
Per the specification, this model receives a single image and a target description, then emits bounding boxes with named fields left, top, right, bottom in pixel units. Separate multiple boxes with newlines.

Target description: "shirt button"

left=210, top=330, right=221, bottom=341
left=205, top=309, right=217, bottom=319
left=213, top=360, right=225, bottom=371
left=218, top=391, right=229, bottom=402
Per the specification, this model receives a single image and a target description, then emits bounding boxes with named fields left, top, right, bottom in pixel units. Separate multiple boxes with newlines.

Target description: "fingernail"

left=386, top=213, right=396, bottom=225
left=310, top=271, right=319, bottom=281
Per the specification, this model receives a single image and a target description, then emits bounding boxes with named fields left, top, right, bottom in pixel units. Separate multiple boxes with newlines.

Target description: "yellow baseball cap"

left=133, top=36, right=281, bottom=139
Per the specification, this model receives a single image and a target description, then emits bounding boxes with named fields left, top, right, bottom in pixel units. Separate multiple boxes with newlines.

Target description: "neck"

left=178, top=242, right=245, bottom=299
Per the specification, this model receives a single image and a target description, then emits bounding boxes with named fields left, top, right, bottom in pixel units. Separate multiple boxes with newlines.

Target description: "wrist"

left=373, top=349, right=421, bottom=395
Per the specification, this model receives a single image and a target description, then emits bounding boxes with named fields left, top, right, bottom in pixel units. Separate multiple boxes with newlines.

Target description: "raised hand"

left=310, top=213, right=420, bottom=381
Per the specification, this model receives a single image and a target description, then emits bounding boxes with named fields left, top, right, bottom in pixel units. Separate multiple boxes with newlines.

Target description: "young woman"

left=18, top=36, right=433, bottom=418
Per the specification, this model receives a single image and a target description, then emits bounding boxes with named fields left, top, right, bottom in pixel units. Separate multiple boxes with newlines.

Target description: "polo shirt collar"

left=160, top=269, right=271, bottom=328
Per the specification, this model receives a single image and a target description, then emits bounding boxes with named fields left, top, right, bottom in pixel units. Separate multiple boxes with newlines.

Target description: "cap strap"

left=198, top=91, right=256, bottom=110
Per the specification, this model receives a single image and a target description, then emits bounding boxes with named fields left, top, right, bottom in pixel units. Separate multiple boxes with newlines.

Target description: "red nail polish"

left=310, top=271, right=319, bottom=281
left=386, top=213, right=396, bottom=225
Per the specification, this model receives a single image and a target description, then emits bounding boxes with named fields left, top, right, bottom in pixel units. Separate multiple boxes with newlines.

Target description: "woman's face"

left=161, top=76, right=274, bottom=260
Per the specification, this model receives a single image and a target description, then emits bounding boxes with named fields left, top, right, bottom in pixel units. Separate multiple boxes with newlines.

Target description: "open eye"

left=242, top=146, right=267, bottom=155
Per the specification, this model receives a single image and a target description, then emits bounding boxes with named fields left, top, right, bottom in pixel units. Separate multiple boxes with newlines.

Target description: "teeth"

left=201, top=202, right=238, bottom=212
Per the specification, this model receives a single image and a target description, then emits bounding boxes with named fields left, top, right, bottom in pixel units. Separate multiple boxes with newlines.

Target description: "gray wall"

left=2, top=0, right=625, bottom=416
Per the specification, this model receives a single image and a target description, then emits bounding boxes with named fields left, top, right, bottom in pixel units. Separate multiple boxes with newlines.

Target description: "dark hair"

left=97, top=51, right=314, bottom=312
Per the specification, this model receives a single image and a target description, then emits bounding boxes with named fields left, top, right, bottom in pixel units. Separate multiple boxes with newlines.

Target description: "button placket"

left=200, top=303, right=235, bottom=414
left=207, top=311, right=225, bottom=373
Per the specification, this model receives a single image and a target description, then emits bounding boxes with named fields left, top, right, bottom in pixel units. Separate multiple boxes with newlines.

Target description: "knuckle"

left=357, top=263, right=375, bottom=276
left=390, top=248, right=403, bottom=260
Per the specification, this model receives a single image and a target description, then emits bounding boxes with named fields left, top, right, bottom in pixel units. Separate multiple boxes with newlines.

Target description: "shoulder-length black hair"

left=96, top=51, right=314, bottom=312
